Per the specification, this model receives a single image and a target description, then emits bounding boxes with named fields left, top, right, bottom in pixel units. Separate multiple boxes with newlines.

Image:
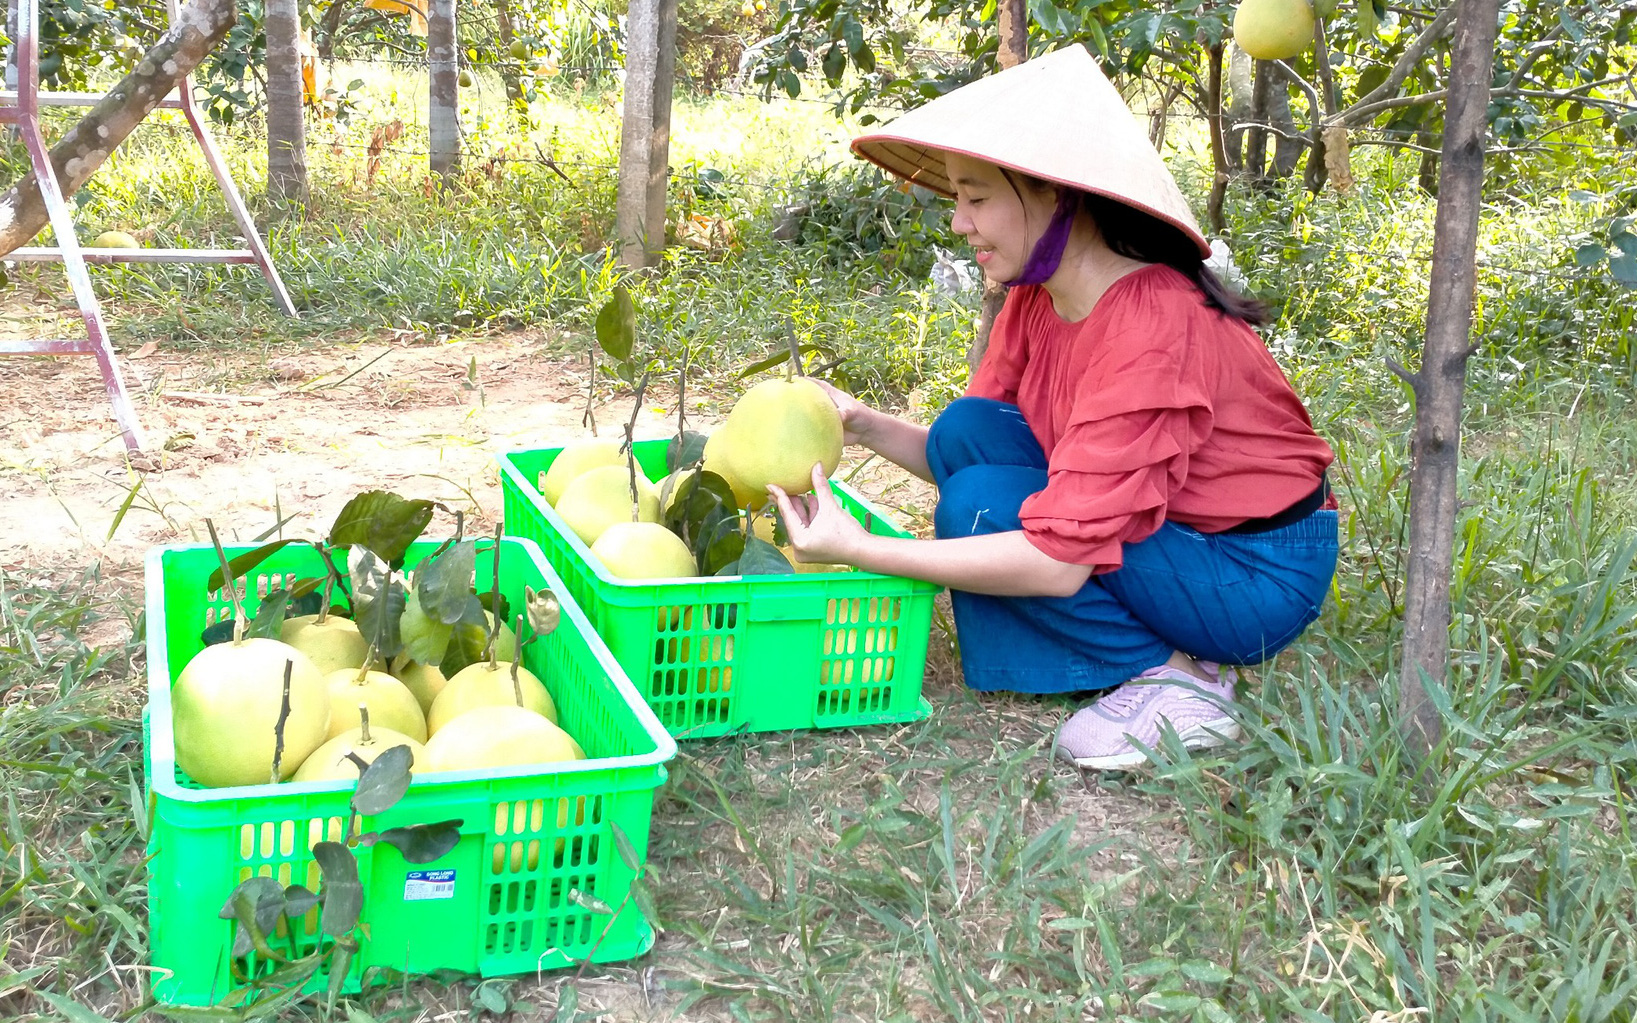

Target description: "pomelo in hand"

left=281, top=614, right=370, bottom=674
left=293, top=723, right=427, bottom=783
left=391, top=655, right=448, bottom=715
left=324, top=667, right=428, bottom=742
left=172, top=638, right=330, bottom=787
left=424, top=704, right=584, bottom=773
left=554, top=464, right=660, bottom=546
left=715, top=377, right=843, bottom=496
left=540, top=438, right=625, bottom=504
left=428, top=659, right=556, bottom=734
left=702, top=432, right=764, bottom=510
left=590, top=521, right=697, bottom=579
left=1233, top=0, right=1315, bottom=61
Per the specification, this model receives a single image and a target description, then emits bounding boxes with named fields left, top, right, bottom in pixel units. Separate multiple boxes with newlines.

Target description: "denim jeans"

left=928, top=397, right=1339, bottom=693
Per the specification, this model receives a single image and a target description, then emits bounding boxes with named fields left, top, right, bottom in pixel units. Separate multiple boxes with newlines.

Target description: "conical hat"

left=851, top=46, right=1210, bottom=258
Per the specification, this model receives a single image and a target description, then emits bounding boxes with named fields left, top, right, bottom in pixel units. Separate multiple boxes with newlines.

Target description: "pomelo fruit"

left=91, top=230, right=139, bottom=249
left=423, top=704, right=584, bottom=773
left=715, top=377, right=843, bottom=497
left=293, top=724, right=427, bottom=782
left=324, top=668, right=428, bottom=742
left=590, top=521, right=697, bottom=580
left=171, top=638, right=330, bottom=788
left=1233, top=0, right=1316, bottom=61
left=702, top=432, right=764, bottom=510
left=555, top=464, right=661, bottom=547
left=778, top=543, right=848, bottom=574
left=281, top=614, right=371, bottom=674
left=428, top=660, right=556, bottom=734
left=540, top=438, right=625, bottom=505
left=391, top=655, right=448, bottom=715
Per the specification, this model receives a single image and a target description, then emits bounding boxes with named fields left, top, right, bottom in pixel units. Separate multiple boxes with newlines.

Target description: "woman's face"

left=945, top=154, right=1057, bottom=283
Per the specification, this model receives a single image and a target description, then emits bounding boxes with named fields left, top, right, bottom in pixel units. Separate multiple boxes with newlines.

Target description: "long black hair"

left=1081, top=193, right=1270, bottom=327
left=998, top=169, right=1269, bottom=326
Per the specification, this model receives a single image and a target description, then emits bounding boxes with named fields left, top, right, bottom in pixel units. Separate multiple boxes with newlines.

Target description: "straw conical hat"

left=852, top=45, right=1210, bottom=258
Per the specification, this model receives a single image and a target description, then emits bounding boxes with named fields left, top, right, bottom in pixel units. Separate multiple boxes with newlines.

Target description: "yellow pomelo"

left=293, top=725, right=427, bottom=782
left=280, top=615, right=371, bottom=674
left=716, top=377, right=843, bottom=496
left=423, top=704, right=585, bottom=773
left=428, top=660, right=556, bottom=734
left=483, top=612, right=519, bottom=662
left=172, top=638, right=331, bottom=788
left=778, top=544, right=849, bottom=574
left=555, top=464, right=661, bottom=546
left=390, top=656, right=448, bottom=715
left=540, top=438, right=625, bottom=504
left=590, top=521, right=698, bottom=580
left=91, top=230, right=139, bottom=249
left=1233, top=0, right=1315, bottom=61
left=748, top=513, right=777, bottom=544
left=324, top=668, right=428, bottom=742
left=702, top=432, right=764, bottom=510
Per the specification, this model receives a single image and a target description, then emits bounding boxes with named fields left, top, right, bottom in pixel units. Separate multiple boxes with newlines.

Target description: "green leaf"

left=313, top=842, right=364, bottom=937
left=611, top=822, right=641, bottom=872
left=739, top=536, right=794, bottom=575
left=1141, top=993, right=1202, bottom=1013
left=664, top=470, right=739, bottom=562
left=666, top=430, right=708, bottom=471
left=1180, top=960, right=1233, bottom=985
left=594, top=286, right=636, bottom=364
left=325, top=940, right=355, bottom=1014
left=704, top=519, right=746, bottom=576
left=1358, top=0, right=1379, bottom=38
left=244, top=589, right=292, bottom=641
left=34, top=990, right=118, bottom=1023
left=372, top=819, right=464, bottom=864
left=1611, top=253, right=1637, bottom=288
left=553, top=984, right=580, bottom=1023
left=737, top=343, right=824, bottom=379
left=218, top=876, right=286, bottom=960
left=282, top=884, right=319, bottom=919
left=200, top=619, right=237, bottom=647
left=436, top=619, right=491, bottom=679
left=348, top=547, right=406, bottom=661
left=206, top=539, right=301, bottom=593
left=1576, top=242, right=1609, bottom=266
left=414, top=540, right=477, bottom=625
left=351, top=745, right=415, bottom=816
left=474, top=980, right=510, bottom=1014
left=821, top=44, right=845, bottom=83
left=327, top=491, right=436, bottom=567
left=151, top=1006, right=245, bottom=1022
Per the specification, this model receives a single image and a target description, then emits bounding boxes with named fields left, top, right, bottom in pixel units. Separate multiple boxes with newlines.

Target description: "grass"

left=3, top=59, right=1637, bottom=1022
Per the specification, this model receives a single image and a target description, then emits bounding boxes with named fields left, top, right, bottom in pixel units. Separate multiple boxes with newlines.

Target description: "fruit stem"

left=317, top=564, right=335, bottom=626
left=486, top=521, right=503, bottom=669
left=676, top=346, right=689, bottom=441
left=784, top=319, right=802, bottom=381
left=205, top=518, right=248, bottom=645
left=623, top=372, right=650, bottom=522
left=358, top=704, right=372, bottom=745
left=510, top=612, right=525, bottom=704
left=270, top=660, right=293, bottom=784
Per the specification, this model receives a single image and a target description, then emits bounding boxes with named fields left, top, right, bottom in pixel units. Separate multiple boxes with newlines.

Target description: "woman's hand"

left=767, top=463, right=870, bottom=566
left=809, top=378, right=877, bottom=447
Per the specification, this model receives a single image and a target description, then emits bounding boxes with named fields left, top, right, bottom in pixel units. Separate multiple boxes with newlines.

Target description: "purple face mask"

left=1006, top=188, right=1080, bottom=288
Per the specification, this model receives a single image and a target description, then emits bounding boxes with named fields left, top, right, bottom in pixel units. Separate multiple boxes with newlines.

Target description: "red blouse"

left=967, top=264, right=1335, bottom=573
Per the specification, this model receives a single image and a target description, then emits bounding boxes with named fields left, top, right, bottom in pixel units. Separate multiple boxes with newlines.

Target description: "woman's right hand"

left=809, top=378, right=877, bottom=447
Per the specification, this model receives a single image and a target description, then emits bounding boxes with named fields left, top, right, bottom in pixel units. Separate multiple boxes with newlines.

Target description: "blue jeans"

left=929, top=397, right=1338, bottom=693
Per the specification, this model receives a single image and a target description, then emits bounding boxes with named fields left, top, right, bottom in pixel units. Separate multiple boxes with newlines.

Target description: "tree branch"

left=1343, top=5, right=1458, bottom=123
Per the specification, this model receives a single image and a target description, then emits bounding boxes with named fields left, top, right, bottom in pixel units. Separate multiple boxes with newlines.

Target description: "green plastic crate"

left=143, top=538, right=676, bottom=1007
left=498, top=440, right=942, bottom=738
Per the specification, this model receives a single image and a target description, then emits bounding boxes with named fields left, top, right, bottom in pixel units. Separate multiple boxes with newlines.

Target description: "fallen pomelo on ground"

left=91, top=230, right=139, bottom=249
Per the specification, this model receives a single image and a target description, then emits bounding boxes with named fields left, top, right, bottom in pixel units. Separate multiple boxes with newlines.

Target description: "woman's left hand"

left=767, top=463, right=870, bottom=566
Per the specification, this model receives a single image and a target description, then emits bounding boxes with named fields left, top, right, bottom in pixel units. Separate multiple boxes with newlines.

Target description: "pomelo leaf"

left=524, top=586, right=561, bottom=639
left=414, top=539, right=476, bottom=625
left=568, top=888, right=615, bottom=915
left=399, top=614, right=452, bottom=666
left=740, top=536, right=795, bottom=576
left=327, top=491, right=436, bottom=568
left=351, top=745, right=414, bottom=816
left=205, top=538, right=300, bottom=593
left=200, top=619, right=237, bottom=648
left=313, top=842, right=363, bottom=936
left=736, top=343, right=823, bottom=379
left=218, top=876, right=285, bottom=960
left=595, top=287, right=636, bottom=364
left=666, top=430, right=708, bottom=471
left=611, top=822, right=641, bottom=872
left=436, top=620, right=491, bottom=679
left=244, top=589, right=291, bottom=641
left=282, top=884, right=319, bottom=919
left=372, top=819, right=464, bottom=864
left=349, top=548, right=406, bottom=661
left=704, top=520, right=746, bottom=576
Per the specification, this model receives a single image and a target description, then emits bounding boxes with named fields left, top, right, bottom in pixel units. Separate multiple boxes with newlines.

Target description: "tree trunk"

left=428, top=0, right=460, bottom=183
left=0, top=0, right=238, bottom=256
left=1205, top=43, right=1229, bottom=235
left=266, top=0, right=309, bottom=207
left=1246, top=60, right=1271, bottom=182
left=316, top=0, right=352, bottom=60
left=1224, top=44, right=1253, bottom=172
left=615, top=0, right=679, bottom=268
left=1269, top=64, right=1303, bottom=178
left=1396, top=0, right=1500, bottom=755
left=966, top=0, right=1029, bottom=373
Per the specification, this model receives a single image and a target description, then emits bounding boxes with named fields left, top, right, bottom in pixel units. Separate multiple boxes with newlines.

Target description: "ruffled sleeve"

left=966, top=289, right=1028, bottom=403
left=1018, top=295, right=1219, bottom=572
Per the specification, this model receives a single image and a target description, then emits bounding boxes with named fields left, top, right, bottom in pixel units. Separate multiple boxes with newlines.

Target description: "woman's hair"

left=999, top=169, right=1269, bottom=326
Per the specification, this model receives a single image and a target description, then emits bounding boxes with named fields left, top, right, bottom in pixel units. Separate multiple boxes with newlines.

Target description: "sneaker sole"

left=1063, top=717, right=1243, bottom=771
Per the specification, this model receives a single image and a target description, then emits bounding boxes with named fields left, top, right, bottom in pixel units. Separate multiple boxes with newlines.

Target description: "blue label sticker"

left=403, top=869, right=456, bottom=901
